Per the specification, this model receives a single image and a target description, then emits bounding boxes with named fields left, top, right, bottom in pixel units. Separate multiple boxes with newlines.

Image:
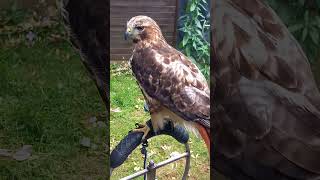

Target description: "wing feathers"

left=213, top=0, right=320, bottom=177
left=131, top=45, right=210, bottom=128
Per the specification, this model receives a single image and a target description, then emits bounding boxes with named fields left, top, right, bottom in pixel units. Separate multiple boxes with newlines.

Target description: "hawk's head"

left=125, top=15, right=164, bottom=43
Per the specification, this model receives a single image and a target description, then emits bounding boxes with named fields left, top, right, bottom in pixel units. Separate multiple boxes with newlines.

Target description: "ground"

left=0, top=40, right=107, bottom=179
left=110, top=62, right=210, bottom=179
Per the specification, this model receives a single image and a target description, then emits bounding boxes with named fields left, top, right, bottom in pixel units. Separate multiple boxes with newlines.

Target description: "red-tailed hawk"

left=212, top=0, right=320, bottom=179
left=125, top=15, right=210, bottom=151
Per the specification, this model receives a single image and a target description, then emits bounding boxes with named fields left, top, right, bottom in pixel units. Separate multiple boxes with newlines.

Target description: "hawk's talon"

left=135, top=123, right=145, bottom=129
left=131, top=124, right=151, bottom=141
left=135, top=123, right=139, bottom=128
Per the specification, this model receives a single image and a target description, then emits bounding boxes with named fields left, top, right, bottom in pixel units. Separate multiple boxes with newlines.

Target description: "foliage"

left=178, top=0, right=210, bottom=80
left=267, top=0, right=320, bottom=63
left=0, top=0, right=65, bottom=47
left=0, top=1, right=28, bottom=26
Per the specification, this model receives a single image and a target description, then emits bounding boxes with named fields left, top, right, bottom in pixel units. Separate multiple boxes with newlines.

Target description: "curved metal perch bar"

left=110, top=120, right=191, bottom=180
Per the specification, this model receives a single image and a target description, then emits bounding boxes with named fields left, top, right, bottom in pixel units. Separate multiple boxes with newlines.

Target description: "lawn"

left=110, top=62, right=210, bottom=179
left=0, top=38, right=107, bottom=178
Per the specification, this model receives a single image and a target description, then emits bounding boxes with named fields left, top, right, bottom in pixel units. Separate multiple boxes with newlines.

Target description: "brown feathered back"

left=212, top=0, right=320, bottom=179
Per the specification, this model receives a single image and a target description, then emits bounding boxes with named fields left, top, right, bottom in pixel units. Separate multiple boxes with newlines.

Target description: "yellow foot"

left=131, top=123, right=151, bottom=141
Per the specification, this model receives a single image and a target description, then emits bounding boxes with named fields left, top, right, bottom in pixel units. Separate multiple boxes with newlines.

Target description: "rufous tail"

left=196, top=124, right=210, bottom=153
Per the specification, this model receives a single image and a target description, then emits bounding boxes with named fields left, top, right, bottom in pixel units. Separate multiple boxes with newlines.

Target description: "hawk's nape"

left=60, top=0, right=109, bottom=107
left=212, top=0, right=320, bottom=180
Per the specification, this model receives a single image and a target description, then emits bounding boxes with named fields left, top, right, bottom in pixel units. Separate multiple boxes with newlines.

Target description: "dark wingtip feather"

left=59, top=0, right=109, bottom=107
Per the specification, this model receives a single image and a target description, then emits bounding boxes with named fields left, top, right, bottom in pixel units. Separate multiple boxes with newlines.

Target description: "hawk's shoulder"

left=131, top=42, right=210, bottom=128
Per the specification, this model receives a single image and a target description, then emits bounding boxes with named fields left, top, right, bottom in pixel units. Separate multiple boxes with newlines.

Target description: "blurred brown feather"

left=61, top=0, right=109, bottom=107
left=212, top=0, right=320, bottom=179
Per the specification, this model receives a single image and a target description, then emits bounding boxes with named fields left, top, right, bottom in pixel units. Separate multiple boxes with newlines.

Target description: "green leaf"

left=178, top=41, right=183, bottom=49
left=201, top=0, right=208, bottom=4
left=197, top=39, right=204, bottom=46
left=310, top=27, right=319, bottom=45
left=304, top=11, right=309, bottom=24
left=302, top=27, right=308, bottom=41
left=186, top=29, right=192, bottom=35
left=192, top=41, right=197, bottom=50
left=198, top=14, right=205, bottom=19
left=196, top=29, right=203, bottom=36
left=178, top=27, right=185, bottom=32
left=178, top=14, right=188, bottom=21
left=182, top=35, right=189, bottom=47
left=288, top=24, right=304, bottom=33
left=316, top=16, right=320, bottom=28
left=199, top=3, right=207, bottom=11
left=190, top=3, right=196, bottom=12
left=186, top=46, right=191, bottom=57
left=195, top=19, right=202, bottom=29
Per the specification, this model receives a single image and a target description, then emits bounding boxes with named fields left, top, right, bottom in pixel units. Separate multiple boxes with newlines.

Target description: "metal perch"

left=110, top=120, right=191, bottom=180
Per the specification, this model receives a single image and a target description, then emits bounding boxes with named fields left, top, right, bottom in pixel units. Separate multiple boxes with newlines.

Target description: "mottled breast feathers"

left=130, top=42, right=210, bottom=128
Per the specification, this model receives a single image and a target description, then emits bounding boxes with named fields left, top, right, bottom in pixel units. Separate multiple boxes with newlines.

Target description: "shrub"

left=178, top=0, right=210, bottom=80
left=267, top=0, right=320, bottom=63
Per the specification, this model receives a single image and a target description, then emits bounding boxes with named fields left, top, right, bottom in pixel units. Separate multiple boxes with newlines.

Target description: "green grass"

left=110, top=63, right=209, bottom=179
left=0, top=40, right=107, bottom=179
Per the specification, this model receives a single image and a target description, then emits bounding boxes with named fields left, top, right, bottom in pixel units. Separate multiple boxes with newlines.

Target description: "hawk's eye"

left=135, top=26, right=144, bottom=31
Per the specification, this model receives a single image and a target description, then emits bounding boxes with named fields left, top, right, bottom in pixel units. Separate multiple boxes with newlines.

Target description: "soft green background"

left=0, top=4, right=107, bottom=177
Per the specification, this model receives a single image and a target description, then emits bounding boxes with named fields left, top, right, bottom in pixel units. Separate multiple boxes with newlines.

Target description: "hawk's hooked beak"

left=124, top=27, right=131, bottom=40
